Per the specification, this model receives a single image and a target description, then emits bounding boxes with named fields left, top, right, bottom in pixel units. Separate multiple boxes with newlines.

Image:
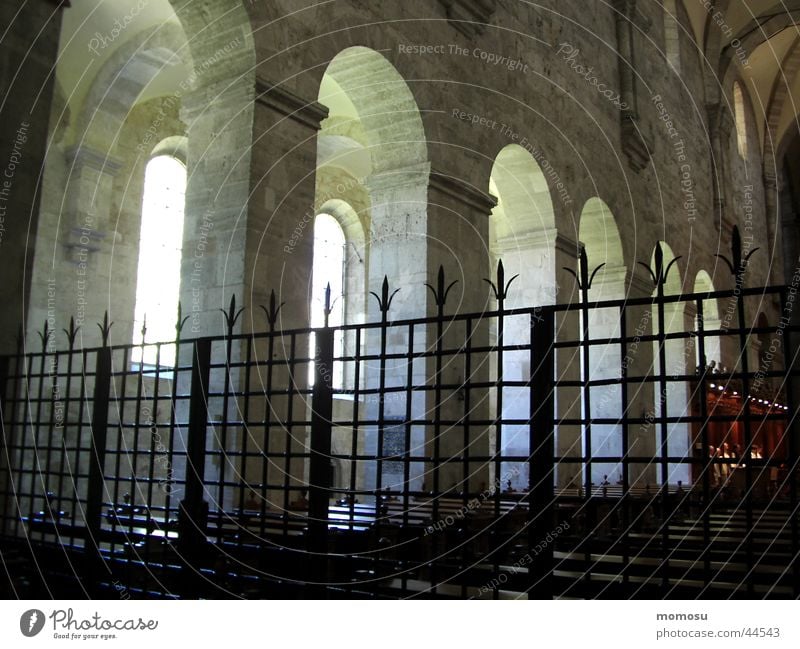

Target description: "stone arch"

left=762, top=41, right=800, bottom=283
left=702, top=0, right=734, bottom=107
left=579, top=197, right=626, bottom=299
left=318, top=46, right=429, bottom=322
left=579, top=197, right=627, bottom=485
left=763, top=39, right=800, bottom=179
left=316, top=46, right=431, bottom=495
left=320, top=46, right=428, bottom=177
left=29, top=0, right=257, bottom=345
left=315, top=198, right=368, bottom=328
left=72, top=22, right=191, bottom=153
left=693, top=270, right=722, bottom=368
left=717, top=1, right=800, bottom=94
left=487, top=143, right=561, bottom=490
left=663, top=0, right=683, bottom=72
left=489, top=143, right=558, bottom=306
left=166, top=0, right=256, bottom=336
left=150, top=134, right=189, bottom=165
left=733, top=80, right=750, bottom=158
left=651, top=241, right=691, bottom=484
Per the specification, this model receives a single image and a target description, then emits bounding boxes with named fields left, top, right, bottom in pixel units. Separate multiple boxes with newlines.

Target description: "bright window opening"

left=309, top=214, right=345, bottom=386
left=663, top=0, right=681, bottom=72
left=734, top=82, right=748, bottom=158
left=131, top=155, right=186, bottom=367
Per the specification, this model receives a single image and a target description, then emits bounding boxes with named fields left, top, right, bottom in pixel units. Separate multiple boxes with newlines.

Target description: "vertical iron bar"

left=218, top=335, right=234, bottom=522
left=431, top=289, right=444, bottom=596
left=55, top=341, right=75, bottom=543
left=656, top=282, right=669, bottom=589
left=117, top=347, right=135, bottom=549
left=165, top=341, right=182, bottom=569
left=238, top=335, right=253, bottom=565
left=779, top=288, right=798, bottom=596
left=402, top=323, right=414, bottom=597
left=495, top=301, right=504, bottom=526
left=695, top=297, right=711, bottom=588
left=308, top=325, right=334, bottom=594
left=178, top=339, right=211, bottom=562
left=282, top=334, right=296, bottom=538
left=619, top=304, right=630, bottom=589
left=86, top=345, right=112, bottom=593
left=13, top=353, right=32, bottom=542
left=735, top=284, right=754, bottom=597
left=461, top=317, right=473, bottom=599
left=261, top=330, right=275, bottom=541
left=70, top=350, right=88, bottom=548
left=43, top=347, right=58, bottom=540
left=0, top=356, right=9, bottom=537
left=349, top=330, right=361, bottom=533
left=31, top=346, right=47, bottom=540
left=529, top=307, right=555, bottom=599
left=376, top=305, right=389, bottom=584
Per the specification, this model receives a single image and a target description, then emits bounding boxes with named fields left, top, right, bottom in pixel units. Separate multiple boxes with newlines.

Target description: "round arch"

left=319, top=46, right=428, bottom=177
left=694, top=270, right=722, bottom=368
left=579, top=197, right=626, bottom=300
left=317, top=46, right=429, bottom=323
left=489, top=143, right=558, bottom=306
left=652, top=241, right=691, bottom=484
left=578, top=197, right=628, bottom=485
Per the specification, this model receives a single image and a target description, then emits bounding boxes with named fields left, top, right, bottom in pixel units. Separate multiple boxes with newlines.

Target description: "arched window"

left=663, top=0, right=681, bottom=72
left=309, top=213, right=345, bottom=385
left=734, top=82, right=749, bottom=158
left=132, top=155, right=186, bottom=367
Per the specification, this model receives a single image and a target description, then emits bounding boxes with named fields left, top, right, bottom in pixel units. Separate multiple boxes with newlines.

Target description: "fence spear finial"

left=484, top=259, right=518, bottom=303
left=259, top=289, right=285, bottom=331
left=97, top=311, right=113, bottom=347
left=425, top=265, right=459, bottom=310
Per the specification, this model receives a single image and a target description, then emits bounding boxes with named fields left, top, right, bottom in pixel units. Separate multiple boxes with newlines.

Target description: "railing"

left=1, top=230, right=798, bottom=599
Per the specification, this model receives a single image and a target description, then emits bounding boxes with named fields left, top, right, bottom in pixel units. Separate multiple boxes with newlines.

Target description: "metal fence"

left=1, top=231, right=798, bottom=599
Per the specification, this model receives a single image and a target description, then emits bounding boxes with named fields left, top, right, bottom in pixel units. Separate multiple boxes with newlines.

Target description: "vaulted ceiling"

left=682, top=0, right=800, bottom=161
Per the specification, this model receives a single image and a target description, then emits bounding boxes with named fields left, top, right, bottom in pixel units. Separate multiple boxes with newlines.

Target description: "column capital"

left=428, top=169, right=497, bottom=214
left=625, top=265, right=656, bottom=298
left=255, top=77, right=329, bottom=131
left=365, top=163, right=431, bottom=195
left=64, top=145, right=122, bottom=176
left=493, top=227, right=579, bottom=258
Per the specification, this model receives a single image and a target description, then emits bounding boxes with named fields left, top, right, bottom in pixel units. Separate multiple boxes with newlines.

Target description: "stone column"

left=0, top=2, right=63, bottom=352
left=179, top=78, right=257, bottom=338
left=612, top=0, right=652, bottom=171
left=707, top=103, right=733, bottom=233
left=427, top=171, right=495, bottom=492
left=625, top=267, right=658, bottom=488
left=236, top=78, right=328, bottom=507
left=492, top=228, right=580, bottom=491
left=586, top=264, right=629, bottom=486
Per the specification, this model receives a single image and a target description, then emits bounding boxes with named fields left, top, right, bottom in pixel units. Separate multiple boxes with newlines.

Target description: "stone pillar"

left=237, top=78, right=328, bottom=507
left=612, top=0, right=652, bottom=171
left=427, top=172, right=495, bottom=492
left=708, top=103, right=734, bottom=233
left=554, top=233, right=582, bottom=491
left=625, top=267, right=658, bottom=488
left=180, top=78, right=257, bottom=338
left=358, top=163, right=430, bottom=497
left=492, top=228, right=580, bottom=491
left=0, top=2, right=63, bottom=352
left=64, top=147, right=121, bottom=332
left=662, top=301, right=693, bottom=485
left=586, top=264, right=628, bottom=485
left=364, top=164, right=431, bottom=320
left=764, top=174, right=781, bottom=286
